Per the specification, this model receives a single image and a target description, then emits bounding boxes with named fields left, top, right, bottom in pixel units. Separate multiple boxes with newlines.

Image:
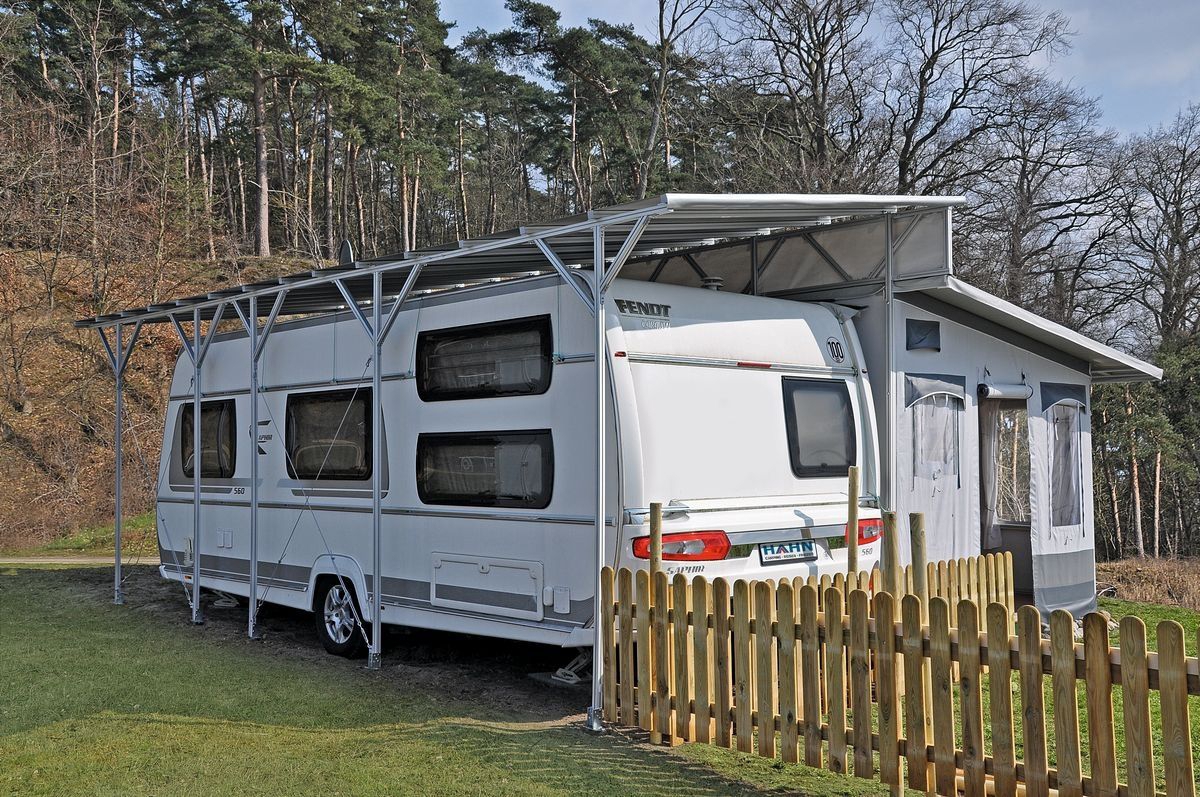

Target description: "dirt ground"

left=77, top=563, right=590, bottom=724
left=1096, top=557, right=1200, bottom=611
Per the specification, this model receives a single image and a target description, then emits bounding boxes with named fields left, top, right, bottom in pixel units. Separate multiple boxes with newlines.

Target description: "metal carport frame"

left=77, top=193, right=964, bottom=731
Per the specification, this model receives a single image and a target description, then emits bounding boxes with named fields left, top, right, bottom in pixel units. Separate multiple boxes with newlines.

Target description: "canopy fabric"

left=903, top=373, right=966, bottom=408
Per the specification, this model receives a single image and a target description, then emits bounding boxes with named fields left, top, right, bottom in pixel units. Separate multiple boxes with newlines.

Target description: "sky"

left=438, top=0, right=1200, bottom=134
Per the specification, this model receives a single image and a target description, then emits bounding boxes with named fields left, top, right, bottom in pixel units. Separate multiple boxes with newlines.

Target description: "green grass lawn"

left=1, top=512, right=157, bottom=557
left=0, top=564, right=901, bottom=796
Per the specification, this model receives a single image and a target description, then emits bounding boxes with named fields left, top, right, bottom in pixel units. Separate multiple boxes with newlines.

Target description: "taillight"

left=847, top=518, right=883, bottom=546
left=632, top=531, right=731, bottom=561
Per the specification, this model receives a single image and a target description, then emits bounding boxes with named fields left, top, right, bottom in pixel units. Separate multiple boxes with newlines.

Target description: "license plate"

left=758, top=539, right=817, bottom=565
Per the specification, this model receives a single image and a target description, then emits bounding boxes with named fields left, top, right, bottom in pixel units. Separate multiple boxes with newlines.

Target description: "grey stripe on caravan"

left=156, top=495, right=612, bottom=526
left=163, top=551, right=590, bottom=626
left=168, top=358, right=594, bottom=401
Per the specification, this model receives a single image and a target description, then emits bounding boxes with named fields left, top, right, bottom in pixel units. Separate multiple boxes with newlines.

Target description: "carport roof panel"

left=74, top=193, right=964, bottom=328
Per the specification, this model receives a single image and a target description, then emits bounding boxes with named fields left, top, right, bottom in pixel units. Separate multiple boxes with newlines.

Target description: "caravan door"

left=901, top=374, right=969, bottom=562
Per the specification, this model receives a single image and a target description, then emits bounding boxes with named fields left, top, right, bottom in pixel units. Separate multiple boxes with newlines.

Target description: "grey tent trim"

left=1041, top=382, right=1087, bottom=413
left=904, top=373, right=966, bottom=408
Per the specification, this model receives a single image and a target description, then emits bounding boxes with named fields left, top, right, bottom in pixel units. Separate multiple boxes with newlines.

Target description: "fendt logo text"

left=614, top=299, right=671, bottom=318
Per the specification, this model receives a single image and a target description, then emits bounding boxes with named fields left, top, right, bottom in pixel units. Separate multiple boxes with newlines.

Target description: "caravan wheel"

left=313, top=579, right=367, bottom=658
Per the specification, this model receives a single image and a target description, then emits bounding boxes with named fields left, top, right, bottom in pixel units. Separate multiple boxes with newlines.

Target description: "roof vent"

left=701, top=276, right=724, bottom=291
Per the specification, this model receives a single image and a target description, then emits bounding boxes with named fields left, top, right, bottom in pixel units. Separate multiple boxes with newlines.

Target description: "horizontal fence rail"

left=599, top=557, right=1199, bottom=797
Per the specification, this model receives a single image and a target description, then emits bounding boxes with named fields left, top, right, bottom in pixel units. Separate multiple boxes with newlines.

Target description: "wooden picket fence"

left=599, top=559, right=1200, bottom=797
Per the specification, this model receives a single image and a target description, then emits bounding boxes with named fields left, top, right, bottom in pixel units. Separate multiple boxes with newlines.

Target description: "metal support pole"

left=587, top=223, right=607, bottom=733
left=883, top=212, right=896, bottom=514
left=368, top=272, right=384, bottom=671
left=113, top=324, right=125, bottom=605
left=191, top=306, right=204, bottom=625
left=247, top=295, right=261, bottom=639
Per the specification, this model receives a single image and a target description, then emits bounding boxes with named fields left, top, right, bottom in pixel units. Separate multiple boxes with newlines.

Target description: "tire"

left=313, top=578, right=367, bottom=658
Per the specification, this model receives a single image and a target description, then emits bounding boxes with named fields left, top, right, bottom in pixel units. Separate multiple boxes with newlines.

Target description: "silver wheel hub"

left=323, top=585, right=356, bottom=644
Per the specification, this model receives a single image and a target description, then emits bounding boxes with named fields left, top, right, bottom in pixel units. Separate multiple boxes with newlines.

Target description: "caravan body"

left=155, top=277, right=882, bottom=648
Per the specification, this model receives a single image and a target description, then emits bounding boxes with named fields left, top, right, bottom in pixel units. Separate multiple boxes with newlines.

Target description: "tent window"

left=417, top=430, right=553, bottom=509
left=984, top=400, right=1030, bottom=524
left=781, top=378, right=856, bottom=478
left=1049, top=403, right=1083, bottom=527
left=906, top=319, right=941, bottom=351
left=912, top=393, right=961, bottom=482
left=417, top=315, right=552, bottom=401
left=285, top=389, right=371, bottom=480
left=180, top=399, right=236, bottom=479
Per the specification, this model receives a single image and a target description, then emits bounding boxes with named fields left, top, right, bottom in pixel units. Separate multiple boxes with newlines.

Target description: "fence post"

left=849, top=589, right=872, bottom=778
left=754, top=580, right=776, bottom=759
left=692, top=576, right=712, bottom=745
left=649, top=502, right=663, bottom=585
left=928, top=597, right=956, bottom=796
left=847, top=465, right=860, bottom=575
left=958, top=600, right=985, bottom=797
left=882, top=511, right=901, bottom=597
left=635, top=569, right=654, bottom=738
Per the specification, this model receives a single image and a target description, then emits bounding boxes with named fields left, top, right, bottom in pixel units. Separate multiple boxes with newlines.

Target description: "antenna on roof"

left=337, top=239, right=355, bottom=266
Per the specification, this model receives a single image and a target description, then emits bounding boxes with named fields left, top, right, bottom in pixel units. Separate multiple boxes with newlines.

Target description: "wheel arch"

left=307, top=555, right=371, bottom=621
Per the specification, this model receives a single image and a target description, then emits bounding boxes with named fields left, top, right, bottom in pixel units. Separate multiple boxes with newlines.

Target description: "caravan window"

left=416, top=430, right=553, bottom=509
left=416, top=315, right=552, bottom=401
left=180, top=399, right=237, bottom=478
left=285, top=389, right=371, bottom=480
left=1049, top=403, right=1083, bottom=526
left=781, top=378, right=856, bottom=478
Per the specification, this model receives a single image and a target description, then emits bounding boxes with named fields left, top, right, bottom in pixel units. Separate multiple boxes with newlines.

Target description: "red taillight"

left=632, top=531, right=731, bottom=561
left=847, top=518, right=883, bottom=546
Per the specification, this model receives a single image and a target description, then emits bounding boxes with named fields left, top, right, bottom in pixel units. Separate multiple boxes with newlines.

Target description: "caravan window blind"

left=781, top=378, right=856, bottom=478
left=180, top=400, right=237, bottom=479
left=416, top=315, right=552, bottom=401
left=285, top=389, right=371, bottom=480
left=416, top=430, right=553, bottom=508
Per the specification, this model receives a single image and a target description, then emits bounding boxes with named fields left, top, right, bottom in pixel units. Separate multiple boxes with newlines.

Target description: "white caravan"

left=156, top=276, right=882, bottom=654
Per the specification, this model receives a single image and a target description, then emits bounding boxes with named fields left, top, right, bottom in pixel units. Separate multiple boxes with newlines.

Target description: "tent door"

left=979, top=397, right=1034, bottom=599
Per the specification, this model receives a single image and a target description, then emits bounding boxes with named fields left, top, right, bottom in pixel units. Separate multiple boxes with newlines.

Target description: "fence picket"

left=1050, top=609, right=1082, bottom=797
left=824, top=586, right=848, bottom=776
left=754, top=580, right=776, bottom=759
left=1018, top=605, right=1049, bottom=797
left=673, top=574, right=692, bottom=741
left=1083, top=612, right=1118, bottom=797
left=653, top=571, right=673, bottom=745
left=1157, top=620, right=1195, bottom=797
left=692, top=576, right=712, bottom=744
left=959, top=600, right=985, bottom=797
left=929, top=597, right=957, bottom=796
left=875, top=592, right=901, bottom=787
left=777, top=580, right=799, bottom=764
left=849, top=589, right=872, bottom=779
left=988, top=602, right=1017, bottom=797
left=618, top=568, right=634, bottom=726
left=902, top=594, right=929, bottom=792
left=713, top=578, right=733, bottom=748
left=601, top=567, right=616, bottom=722
left=635, top=569, right=653, bottom=735
left=733, top=580, right=753, bottom=754
left=800, top=584, right=822, bottom=767
left=1120, top=616, right=1155, bottom=797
